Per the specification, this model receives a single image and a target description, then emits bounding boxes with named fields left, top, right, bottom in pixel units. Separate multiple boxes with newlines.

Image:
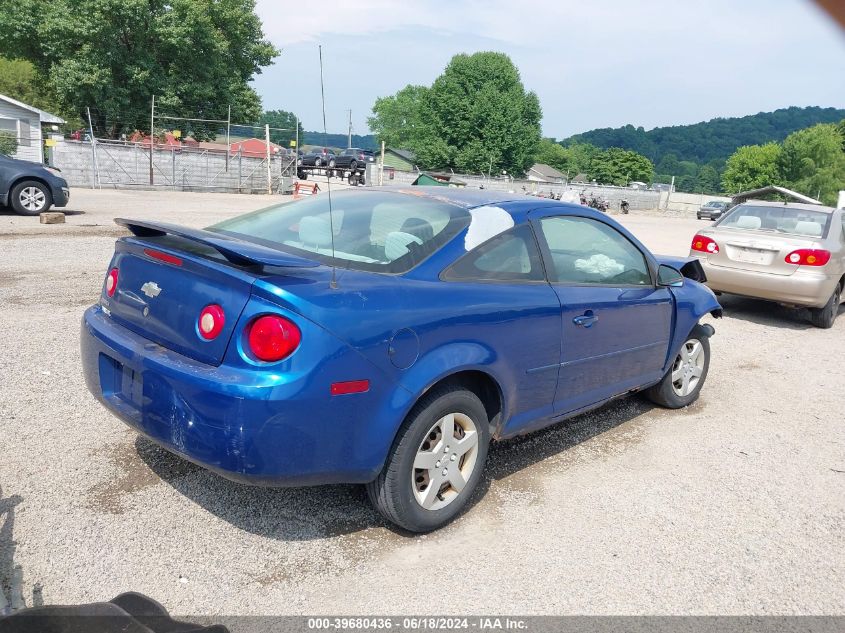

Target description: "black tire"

left=367, top=385, right=490, bottom=532
left=645, top=326, right=711, bottom=408
left=809, top=283, right=842, bottom=329
left=10, top=180, right=52, bottom=216
left=349, top=159, right=358, bottom=171
left=328, top=158, right=336, bottom=168
left=314, top=157, right=322, bottom=167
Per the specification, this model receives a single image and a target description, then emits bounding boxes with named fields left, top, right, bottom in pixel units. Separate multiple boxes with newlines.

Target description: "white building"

left=527, top=163, right=566, bottom=184
left=0, top=94, right=65, bottom=163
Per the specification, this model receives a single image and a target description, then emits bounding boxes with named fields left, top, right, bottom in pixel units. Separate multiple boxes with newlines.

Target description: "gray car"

left=697, top=200, right=729, bottom=221
left=0, top=153, right=70, bottom=215
left=689, top=200, right=844, bottom=327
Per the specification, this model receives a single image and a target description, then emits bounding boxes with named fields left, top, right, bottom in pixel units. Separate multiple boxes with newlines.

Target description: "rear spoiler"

left=115, top=218, right=320, bottom=268
left=654, top=255, right=707, bottom=283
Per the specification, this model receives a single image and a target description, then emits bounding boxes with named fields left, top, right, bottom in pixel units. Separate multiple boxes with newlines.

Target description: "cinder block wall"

left=50, top=140, right=294, bottom=194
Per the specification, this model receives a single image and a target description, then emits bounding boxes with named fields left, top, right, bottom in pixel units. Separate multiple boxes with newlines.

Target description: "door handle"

left=573, top=311, right=598, bottom=328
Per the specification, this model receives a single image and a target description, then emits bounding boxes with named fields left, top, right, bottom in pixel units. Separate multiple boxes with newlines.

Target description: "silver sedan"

left=689, top=200, right=844, bottom=328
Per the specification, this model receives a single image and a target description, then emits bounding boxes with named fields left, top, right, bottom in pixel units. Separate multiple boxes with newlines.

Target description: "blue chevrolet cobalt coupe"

left=81, top=188, right=721, bottom=531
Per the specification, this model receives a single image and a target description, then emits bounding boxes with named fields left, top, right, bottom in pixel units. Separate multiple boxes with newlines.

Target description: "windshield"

left=717, top=204, right=831, bottom=237
left=208, top=190, right=470, bottom=273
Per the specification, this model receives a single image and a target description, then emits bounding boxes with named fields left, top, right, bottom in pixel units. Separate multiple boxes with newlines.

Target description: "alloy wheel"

left=19, top=186, right=46, bottom=212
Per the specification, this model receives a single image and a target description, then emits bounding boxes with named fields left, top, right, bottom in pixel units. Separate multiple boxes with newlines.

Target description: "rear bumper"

left=80, top=305, right=406, bottom=486
left=697, top=257, right=837, bottom=308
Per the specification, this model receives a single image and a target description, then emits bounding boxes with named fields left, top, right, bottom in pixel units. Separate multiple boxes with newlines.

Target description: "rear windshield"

left=717, top=204, right=831, bottom=238
left=208, top=190, right=470, bottom=273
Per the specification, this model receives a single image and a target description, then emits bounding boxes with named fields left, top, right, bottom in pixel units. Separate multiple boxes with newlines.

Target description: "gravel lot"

left=1, top=189, right=843, bottom=616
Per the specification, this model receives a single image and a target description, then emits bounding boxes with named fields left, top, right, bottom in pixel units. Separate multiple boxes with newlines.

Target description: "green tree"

left=695, top=164, right=721, bottom=194
left=368, top=85, right=431, bottom=150
left=368, top=52, right=542, bottom=176
left=534, top=138, right=571, bottom=173
left=777, top=123, right=845, bottom=204
left=721, top=143, right=783, bottom=193
left=656, top=153, right=680, bottom=175
left=0, top=133, right=17, bottom=156
left=0, top=0, right=278, bottom=139
left=0, top=57, right=63, bottom=114
left=588, top=147, right=654, bottom=185
left=566, top=142, right=599, bottom=177
left=256, top=110, right=304, bottom=148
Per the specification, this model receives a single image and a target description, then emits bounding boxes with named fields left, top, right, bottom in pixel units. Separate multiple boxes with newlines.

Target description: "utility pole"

left=149, top=94, right=155, bottom=186
left=225, top=104, right=231, bottom=172
left=265, top=123, right=272, bottom=195
left=86, top=107, right=99, bottom=189
left=347, top=109, right=352, bottom=149
left=295, top=115, right=299, bottom=162
left=379, top=141, right=385, bottom=186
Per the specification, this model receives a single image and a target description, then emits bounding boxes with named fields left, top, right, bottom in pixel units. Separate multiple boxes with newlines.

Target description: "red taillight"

left=784, top=249, right=830, bottom=266
left=247, top=315, right=301, bottom=362
left=144, top=248, right=182, bottom=266
left=691, top=234, right=719, bottom=254
left=198, top=304, right=225, bottom=340
left=105, top=268, right=118, bottom=297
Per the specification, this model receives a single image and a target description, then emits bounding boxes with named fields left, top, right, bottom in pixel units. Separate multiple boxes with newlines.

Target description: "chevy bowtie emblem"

left=141, top=281, right=162, bottom=298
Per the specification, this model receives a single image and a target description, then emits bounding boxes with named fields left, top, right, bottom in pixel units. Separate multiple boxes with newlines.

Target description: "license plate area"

left=99, top=353, right=143, bottom=407
left=727, top=246, right=775, bottom=265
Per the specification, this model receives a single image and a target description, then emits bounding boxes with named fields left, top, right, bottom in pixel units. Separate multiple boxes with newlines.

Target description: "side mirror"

left=657, top=264, right=684, bottom=287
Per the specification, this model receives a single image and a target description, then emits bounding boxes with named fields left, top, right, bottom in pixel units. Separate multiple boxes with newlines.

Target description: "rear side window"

left=443, top=224, right=544, bottom=282
left=718, top=204, right=832, bottom=237
left=209, top=190, right=469, bottom=274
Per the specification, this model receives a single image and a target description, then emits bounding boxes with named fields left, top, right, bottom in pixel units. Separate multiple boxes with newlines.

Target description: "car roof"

left=736, top=199, right=836, bottom=214
left=378, top=186, right=525, bottom=209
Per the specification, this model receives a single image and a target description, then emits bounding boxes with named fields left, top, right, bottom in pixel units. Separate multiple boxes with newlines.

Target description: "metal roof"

left=0, top=93, right=65, bottom=124
left=731, top=185, right=822, bottom=206
left=528, top=163, right=566, bottom=181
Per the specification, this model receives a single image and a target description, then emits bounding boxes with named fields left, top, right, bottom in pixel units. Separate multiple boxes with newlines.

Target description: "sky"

left=251, top=0, right=845, bottom=139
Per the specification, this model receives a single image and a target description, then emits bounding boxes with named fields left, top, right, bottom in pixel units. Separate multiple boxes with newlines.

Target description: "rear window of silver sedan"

left=717, top=204, right=832, bottom=238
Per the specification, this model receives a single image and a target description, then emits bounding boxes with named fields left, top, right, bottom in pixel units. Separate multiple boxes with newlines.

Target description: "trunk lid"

left=702, top=228, right=822, bottom=276
left=103, top=220, right=320, bottom=366
left=105, top=242, right=254, bottom=365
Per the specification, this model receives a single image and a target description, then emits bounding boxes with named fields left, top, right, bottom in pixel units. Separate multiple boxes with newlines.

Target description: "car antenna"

left=319, top=44, right=338, bottom=289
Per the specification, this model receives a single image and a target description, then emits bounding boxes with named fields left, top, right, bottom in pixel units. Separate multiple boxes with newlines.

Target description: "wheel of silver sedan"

left=670, top=338, right=705, bottom=397
left=412, top=412, right=479, bottom=511
left=19, top=186, right=47, bottom=212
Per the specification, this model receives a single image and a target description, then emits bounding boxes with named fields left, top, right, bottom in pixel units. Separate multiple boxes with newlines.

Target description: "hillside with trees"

left=562, top=107, right=845, bottom=167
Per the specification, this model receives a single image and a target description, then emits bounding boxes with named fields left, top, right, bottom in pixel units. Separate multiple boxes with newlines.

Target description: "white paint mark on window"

left=465, top=206, right=514, bottom=251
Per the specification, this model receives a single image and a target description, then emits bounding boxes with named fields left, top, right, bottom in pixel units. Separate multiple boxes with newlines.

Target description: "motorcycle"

left=588, top=195, right=610, bottom=212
